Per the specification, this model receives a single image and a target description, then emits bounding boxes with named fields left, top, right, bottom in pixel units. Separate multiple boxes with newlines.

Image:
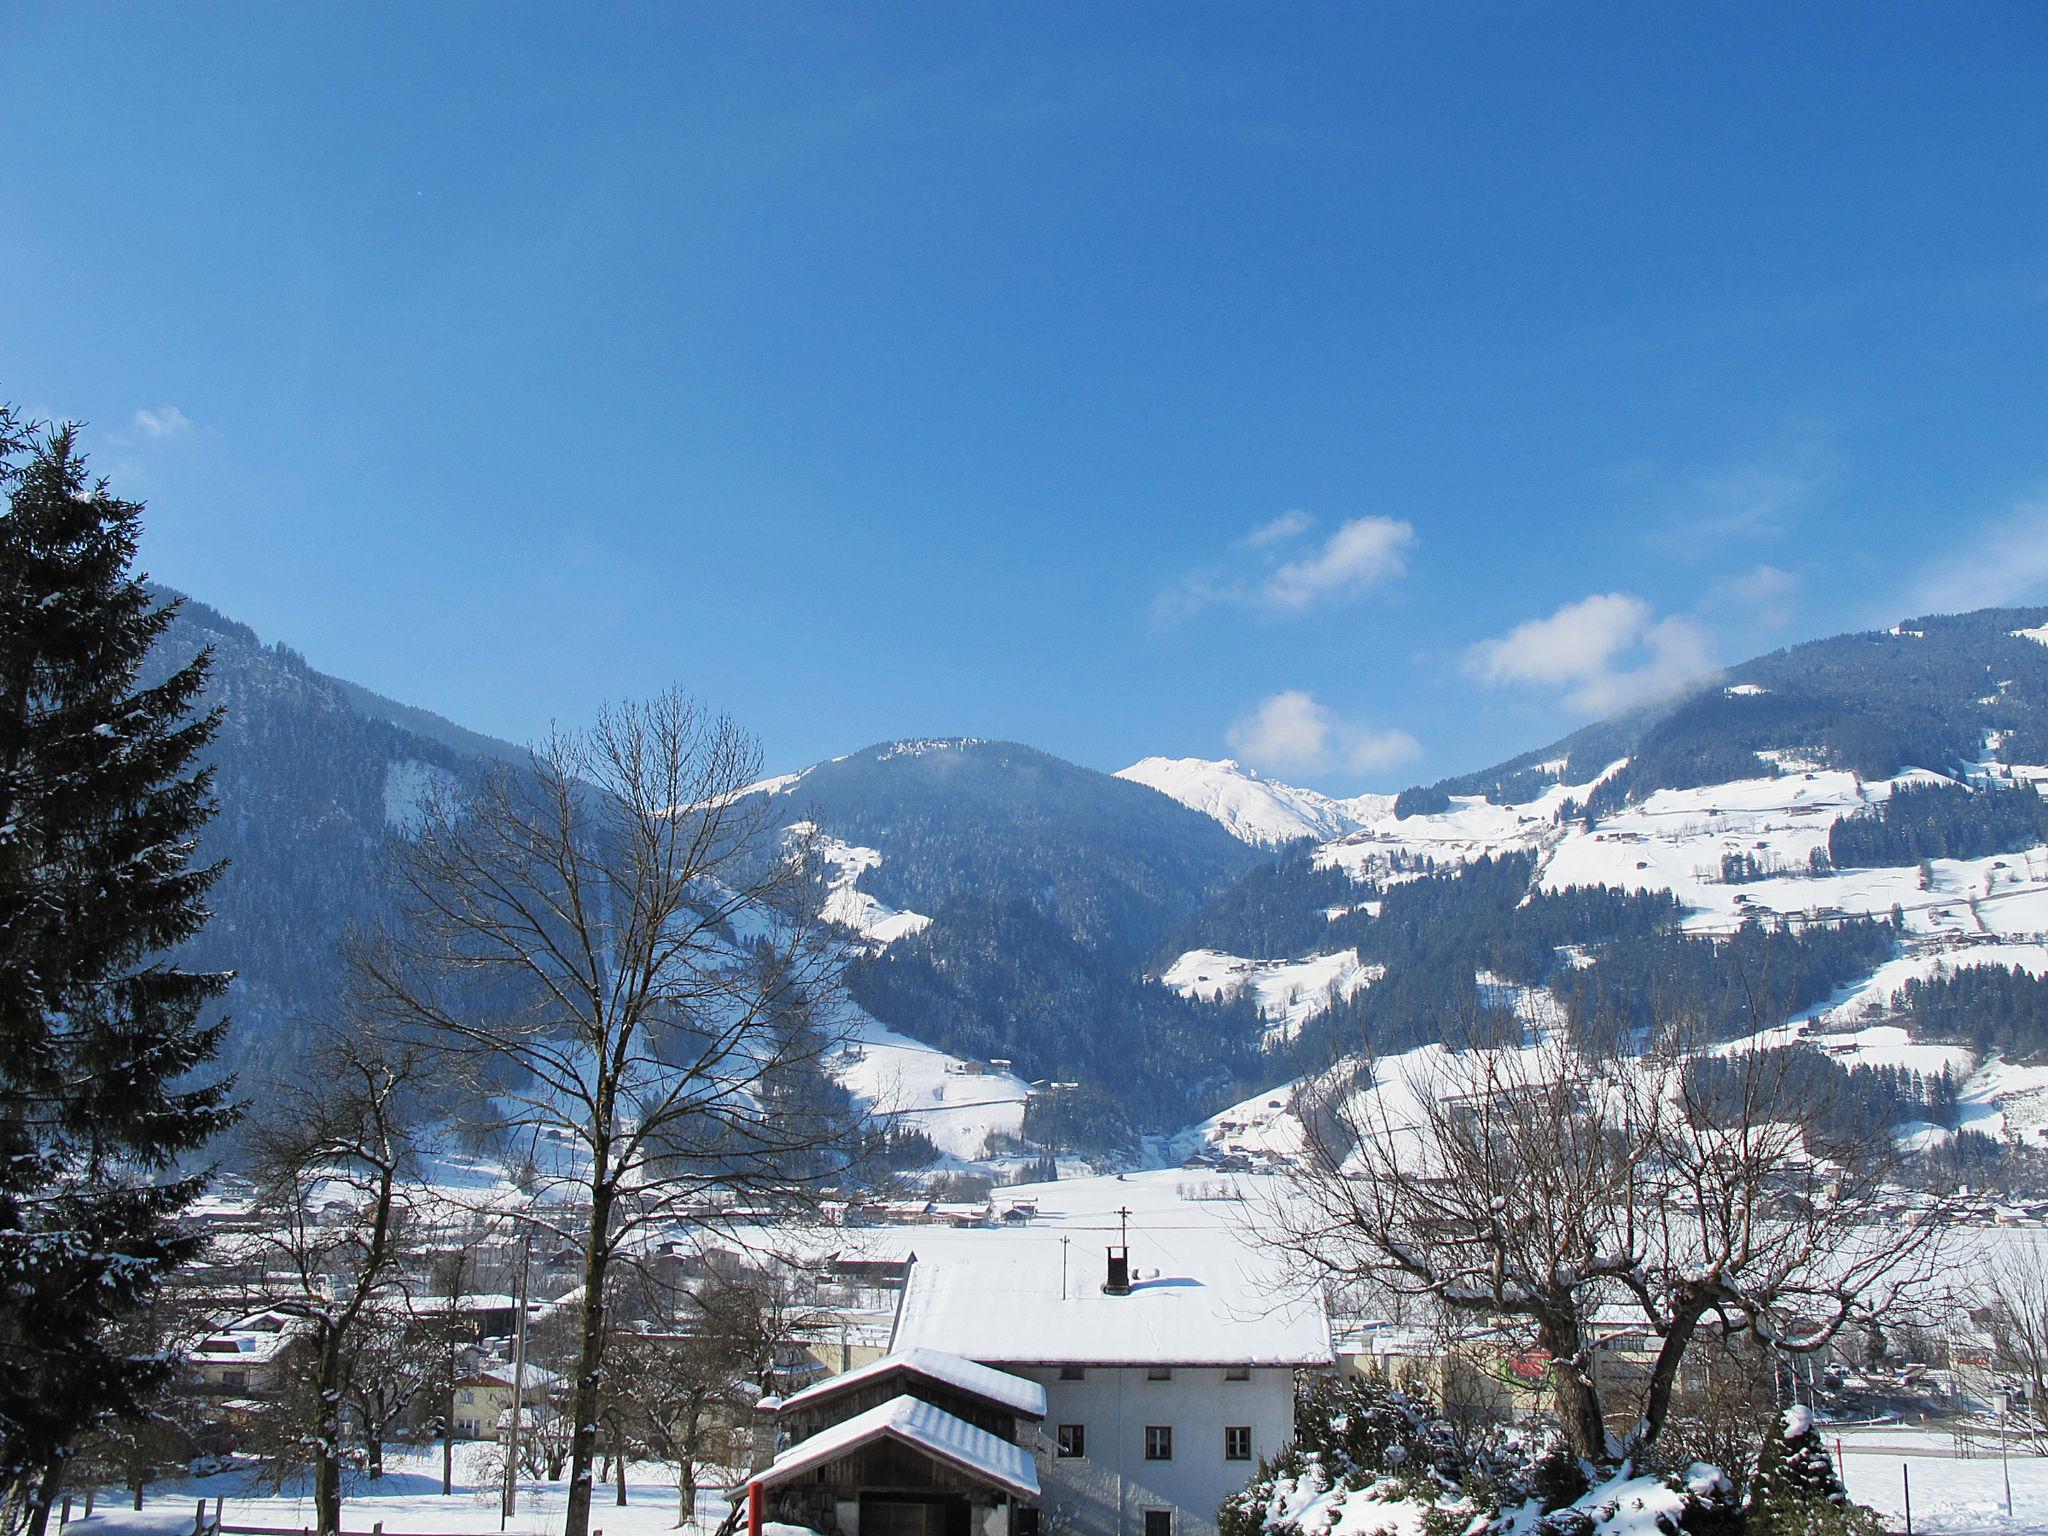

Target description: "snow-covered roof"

left=891, top=1251, right=1331, bottom=1368
left=774, top=1346, right=1046, bottom=1419
left=749, top=1395, right=1039, bottom=1500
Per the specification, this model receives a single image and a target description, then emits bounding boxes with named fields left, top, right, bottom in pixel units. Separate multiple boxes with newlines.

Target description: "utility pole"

left=1060, top=1237, right=1069, bottom=1301
left=2001, top=1392, right=2014, bottom=1519
left=502, top=1224, right=533, bottom=1529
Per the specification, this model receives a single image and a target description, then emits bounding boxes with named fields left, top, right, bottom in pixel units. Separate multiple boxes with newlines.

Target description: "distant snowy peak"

left=1116, top=756, right=1393, bottom=846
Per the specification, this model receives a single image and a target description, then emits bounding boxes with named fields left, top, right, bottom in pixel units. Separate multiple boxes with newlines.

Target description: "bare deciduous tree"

left=1274, top=1012, right=1943, bottom=1467
left=241, top=1029, right=427, bottom=1536
left=352, top=692, right=857, bottom=1536
left=1977, top=1234, right=2048, bottom=1443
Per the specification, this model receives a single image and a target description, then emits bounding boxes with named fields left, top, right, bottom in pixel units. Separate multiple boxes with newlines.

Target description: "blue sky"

left=5, top=4, right=2045, bottom=791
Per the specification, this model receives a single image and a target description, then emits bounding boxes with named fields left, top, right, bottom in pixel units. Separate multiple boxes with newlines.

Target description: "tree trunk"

left=315, top=1340, right=346, bottom=1536
left=562, top=1183, right=616, bottom=1536
left=615, top=1445, right=628, bottom=1506
left=443, top=1384, right=455, bottom=1496
left=1635, top=1303, right=1709, bottom=1453
left=1537, top=1312, right=1610, bottom=1464
left=131, top=1478, right=144, bottom=1512
left=366, top=1429, right=384, bottom=1481
left=675, top=1399, right=701, bottom=1528
left=23, top=1456, right=64, bottom=1536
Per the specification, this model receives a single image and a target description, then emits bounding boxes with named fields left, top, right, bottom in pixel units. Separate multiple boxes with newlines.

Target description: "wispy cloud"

left=131, top=405, right=195, bottom=440
left=1467, top=592, right=1718, bottom=716
left=1705, top=562, right=1801, bottom=629
left=1678, top=466, right=1816, bottom=543
left=1244, top=509, right=1312, bottom=548
left=1225, top=689, right=1421, bottom=778
left=1154, top=512, right=1415, bottom=624
left=1911, top=489, right=2048, bottom=614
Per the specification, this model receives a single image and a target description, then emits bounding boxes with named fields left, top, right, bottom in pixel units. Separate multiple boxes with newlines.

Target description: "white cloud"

left=1266, top=516, right=1415, bottom=609
left=1225, top=690, right=1421, bottom=778
left=1467, top=593, right=1718, bottom=716
left=1912, top=490, right=2048, bottom=613
left=1468, top=593, right=1651, bottom=687
left=1155, top=512, right=1416, bottom=623
left=131, top=405, right=194, bottom=440
left=1244, top=509, right=1313, bottom=548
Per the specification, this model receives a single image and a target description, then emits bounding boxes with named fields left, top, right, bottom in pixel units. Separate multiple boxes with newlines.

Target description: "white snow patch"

left=381, top=758, right=454, bottom=831
left=788, top=822, right=932, bottom=948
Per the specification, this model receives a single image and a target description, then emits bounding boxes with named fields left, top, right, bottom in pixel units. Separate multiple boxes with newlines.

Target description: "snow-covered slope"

left=1116, top=756, right=1393, bottom=846
left=1161, top=947, right=1383, bottom=1043
left=832, top=1012, right=1031, bottom=1162
left=788, top=821, right=931, bottom=948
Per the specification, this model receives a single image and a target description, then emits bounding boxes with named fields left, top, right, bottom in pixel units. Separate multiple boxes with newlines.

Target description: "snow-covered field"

left=832, top=1012, right=1030, bottom=1161
left=66, top=1446, right=730, bottom=1536
left=1838, top=1426, right=2048, bottom=1534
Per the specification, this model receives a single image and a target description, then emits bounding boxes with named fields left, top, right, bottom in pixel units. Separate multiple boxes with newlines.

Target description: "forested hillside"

left=140, top=588, right=509, bottom=1083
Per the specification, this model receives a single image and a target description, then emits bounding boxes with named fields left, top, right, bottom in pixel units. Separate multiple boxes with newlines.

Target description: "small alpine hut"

left=748, top=1345, right=1045, bottom=1536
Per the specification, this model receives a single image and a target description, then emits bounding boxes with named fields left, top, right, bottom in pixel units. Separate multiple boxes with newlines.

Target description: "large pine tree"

left=0, top=413, right=235, bottom=1529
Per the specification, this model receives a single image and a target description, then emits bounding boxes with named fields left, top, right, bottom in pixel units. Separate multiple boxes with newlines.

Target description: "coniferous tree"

left=0, top=417, right=235, bottom=1531
left=1749, top=1406, right=1882, bottom=1536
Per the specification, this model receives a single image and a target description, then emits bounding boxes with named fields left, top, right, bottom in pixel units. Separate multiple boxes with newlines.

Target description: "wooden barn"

left=748, top=1347, right=1045, bottom=1536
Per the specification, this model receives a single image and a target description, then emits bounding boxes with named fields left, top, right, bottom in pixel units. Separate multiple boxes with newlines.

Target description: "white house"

left=887, top=1243, right=1330, bottom=1536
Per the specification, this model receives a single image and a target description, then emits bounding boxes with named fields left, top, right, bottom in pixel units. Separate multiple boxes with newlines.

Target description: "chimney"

left=1102, top=1246, right=1131, bottom=1296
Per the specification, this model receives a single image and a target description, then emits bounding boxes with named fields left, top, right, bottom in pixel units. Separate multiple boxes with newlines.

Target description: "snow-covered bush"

left=1223, top=1376, right=1757, bottom=1536
left=1218, top=1377, right=1485, bottom=1536
left=1746, top=1407, right=1883, bottom=1536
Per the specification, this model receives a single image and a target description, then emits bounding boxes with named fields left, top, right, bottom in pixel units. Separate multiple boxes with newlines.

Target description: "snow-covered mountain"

left=1116, top=755, right=1394, bottom=846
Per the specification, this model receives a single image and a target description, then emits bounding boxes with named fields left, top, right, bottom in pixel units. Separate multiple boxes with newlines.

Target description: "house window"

left=1056, top=1424, right=1086, bottom=1458
left=1059, top=1364, right=1086, bottom=1381
left=1146, top=1366, right=1172, bottom=1381
left=221, top=1370, right=245, bottom=1389
left=1144, top=1511, right=1173, bottom=1536
left=1144, top=1425, right=1173, bottom=1461
left=459, top=1390, right=475, bottom=1404
left=1225, top=1426, right=1252, bottom=1461
left=1224, top=1366, right=1250, bottom=1382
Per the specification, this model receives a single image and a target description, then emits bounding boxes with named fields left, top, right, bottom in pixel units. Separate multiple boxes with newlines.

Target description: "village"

left=35, top=1160, right=2046, bottom=1536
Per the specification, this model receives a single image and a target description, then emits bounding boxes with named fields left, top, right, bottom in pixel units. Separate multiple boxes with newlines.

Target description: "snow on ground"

left=831, top=1012, right=1029, bottom=1161
left=2012, top=625, right=2048, bottom=649
left=1838, top=1425, right=2048, bottom=1534
left=73, top=1445, right=730, bottom=1536
left=1117, top=756, right=1390, bottom=846
left=1528, top=768, right=2048, bottom=943
left=1161, top=948, right=1382, bottom=1042
left=1313, top=761, right=1626, bottom=885
left=786, top=822, right=931, bottom=948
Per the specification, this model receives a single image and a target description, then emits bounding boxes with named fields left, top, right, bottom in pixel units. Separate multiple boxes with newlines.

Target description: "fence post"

left=214, top=1497, right=223, bottom=1528
left=58, top=1495, right=70, bottom=1528
left=193, top=1500, right=205, bottom=1536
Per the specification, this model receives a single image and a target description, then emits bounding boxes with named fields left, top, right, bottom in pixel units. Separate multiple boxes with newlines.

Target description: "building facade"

left=885, top=1245, right=1330, bottom=1536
